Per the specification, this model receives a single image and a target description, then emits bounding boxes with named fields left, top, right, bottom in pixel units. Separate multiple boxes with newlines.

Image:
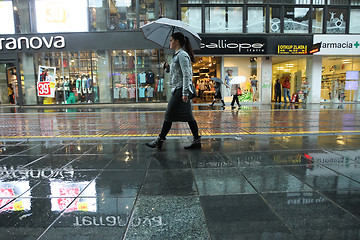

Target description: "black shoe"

left=231, top=106, right=236, bottom=110
left=184, top=136, right=201, bottom=150
left=145, top=137, right=165, bottom=149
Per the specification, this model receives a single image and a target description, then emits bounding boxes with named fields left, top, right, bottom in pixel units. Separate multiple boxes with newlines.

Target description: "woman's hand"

left=182, top=95, right=189, bottom=103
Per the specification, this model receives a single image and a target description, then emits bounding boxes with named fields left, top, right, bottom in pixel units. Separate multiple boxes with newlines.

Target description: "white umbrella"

left=140, top=18, right=202, bottom=50
left=230, top=76, right=246, bottom=85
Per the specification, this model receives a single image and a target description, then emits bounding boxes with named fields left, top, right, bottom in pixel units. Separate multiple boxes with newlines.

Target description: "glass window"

left=247, top=7, right=266, bottom=33
left=312, top=8, right=324, bottom=33
left=313, top=0, right=325, bottom=4
left=270, top=7, right=281, bottom=33
left=205, top=7, right=243, bottom=33
left=34, top=0, right=88, bottom=33
left=284, top=0, right=310, bottom=3
left=108, top=0, right=137, bottom=31
left=13, top=0, right=31, bottom=33
left=159, top=0, right=176, bottom=19
left=139, top=0, right=156, bottom=28
left=180, top=0, right=202, bottom=3
left=0, top=0, right=15, bottom=34
left=203, top=0, right=243, bottom=2
left=247, top=0, right=266, bottom=3
left=350, top=9, right=360, bottom=33
left=351, top=0, right=360, bottom=5
left=328, top=0, right=349, bottom=4
left=284, top=7, right=309, bottom=33
left=181, top=7, right=202, bottom=33
left=89, top=0, right=108, bottom=31
left=326, top=8, right=347, bottom=33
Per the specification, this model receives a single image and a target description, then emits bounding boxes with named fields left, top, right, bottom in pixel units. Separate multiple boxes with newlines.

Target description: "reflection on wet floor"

left=0, top=135, right=360, bottom=239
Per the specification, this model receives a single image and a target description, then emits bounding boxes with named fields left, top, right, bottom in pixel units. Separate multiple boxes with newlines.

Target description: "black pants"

left=275, top=93, right=281, bottom=103
left=159, top=120, right=199, bottom=140
left=231, top=95, right=240, bottom=107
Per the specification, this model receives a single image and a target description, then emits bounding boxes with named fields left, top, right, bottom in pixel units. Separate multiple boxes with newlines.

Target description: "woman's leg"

left=231, top=95, right=236, bottom=106
left=235, top=95, right=241, bottom=107
left=159, top=121, right=172, bottom=139
left=188, top=120, right=199, bottom=138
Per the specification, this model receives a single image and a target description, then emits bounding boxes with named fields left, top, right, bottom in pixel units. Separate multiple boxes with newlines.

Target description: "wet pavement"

left=0, top=104, right=360, bottom=239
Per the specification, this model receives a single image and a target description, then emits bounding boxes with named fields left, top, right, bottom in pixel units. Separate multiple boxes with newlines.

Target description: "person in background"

left=282, top=78, right=291, bottom=103
left=145, top=32, right=201, bottom=150
left=250, top=75, right=258, bottom=102
left=224, top=69, right=233, bottom=95
left=209, top=81, right=225, bottom=108
left=230, top=83, right=241, bottom=110
left=275, top=79, right=281, bottom=104
left=8, top=84, right=15, bottom=104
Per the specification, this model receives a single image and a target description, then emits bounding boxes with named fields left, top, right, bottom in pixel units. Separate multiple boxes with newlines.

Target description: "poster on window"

left=37, top=66, right=56, bottom=98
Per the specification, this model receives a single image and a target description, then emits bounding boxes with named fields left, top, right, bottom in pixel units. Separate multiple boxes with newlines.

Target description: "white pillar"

left=260, top=57, right=272, bottom=104
left=307, top=56, right=322, bottom=104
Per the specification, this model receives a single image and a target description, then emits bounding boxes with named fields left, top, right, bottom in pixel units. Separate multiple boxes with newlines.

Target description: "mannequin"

left=81, top=75, right=87, bottom=102
left=86, top=75, right=93, bottom=103
left=76, top=75, right=82, bottom=102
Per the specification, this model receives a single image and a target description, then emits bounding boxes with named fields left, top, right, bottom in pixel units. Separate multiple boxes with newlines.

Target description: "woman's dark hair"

left=171, top=32, right=195, bottom=63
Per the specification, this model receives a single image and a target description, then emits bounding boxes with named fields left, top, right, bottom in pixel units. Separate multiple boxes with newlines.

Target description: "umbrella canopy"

left=140, top=18, right=202, bottom=50
left=230, top=76, right=246, bottom=85
left=210, top=77, right=223, bottom=84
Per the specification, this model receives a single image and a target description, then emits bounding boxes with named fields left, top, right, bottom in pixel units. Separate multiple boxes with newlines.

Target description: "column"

left=260, top=56, right=272, bottom=104
left=22, top=53, right=37, bottom=105
left=97, top=50, right=112, bottom=103
left=306, top=56, right=322, bottom=104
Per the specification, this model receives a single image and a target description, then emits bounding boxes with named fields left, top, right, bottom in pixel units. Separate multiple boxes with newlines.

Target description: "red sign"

left=37, top=82, right=51, bottom=96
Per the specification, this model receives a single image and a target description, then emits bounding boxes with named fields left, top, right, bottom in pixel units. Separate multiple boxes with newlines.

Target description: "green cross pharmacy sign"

left=313, top=35, right=360, bottom=55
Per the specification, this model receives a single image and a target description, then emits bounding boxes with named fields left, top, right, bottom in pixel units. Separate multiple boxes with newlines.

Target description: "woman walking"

left=209, top=81, right=225, bottom=108
left=145, top=32, right=201, bottom=150
left=230, top=83, right=241, bottom=110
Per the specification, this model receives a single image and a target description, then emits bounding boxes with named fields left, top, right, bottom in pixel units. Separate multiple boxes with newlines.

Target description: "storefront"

left=194, top=34, right=313, bottom=104
left=314, top=34, right=360, bottom=103
left=0, top=32, right=169, bottom=106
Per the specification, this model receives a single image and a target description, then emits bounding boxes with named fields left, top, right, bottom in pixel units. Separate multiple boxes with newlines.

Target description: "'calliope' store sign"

left=314, top=34, right=360, bottom=55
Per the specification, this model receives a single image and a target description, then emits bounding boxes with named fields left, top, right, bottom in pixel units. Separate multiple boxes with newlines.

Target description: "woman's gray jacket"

left=168, top=48, right=193, bottom=96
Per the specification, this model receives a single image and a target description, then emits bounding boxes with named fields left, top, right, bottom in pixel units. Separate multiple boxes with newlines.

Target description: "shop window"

left=181, top=7, right=202, bottom=33
left=35, top=0, right=88, bottom=33
left=159, top=0, right=176, bottom=19
left=312, top=8, right=324, bottom=33
left=108, top=0, right=137, bottom=31
left=351, top=0, right=360, bottom=5
left=247, top=0, right=266, bottom=3
left=139, top=0, right=156, bottom=27
left=326, top=8, right=347, bottom=33
left=350, top=9, right=360, bottom=33
left=180, top=0, right=202, bottom=3
left=321, top=57, right=360, bottom=103
left=284, top=7, right=309, bottom=33
left=246, top=7, right=266, bottom=33
left=0, top=0, right=15, bottom=34
left=205, top=7, right=243, bottom=33
left=328, top=0, right=349, bottom=4
left=313, top=0, right=325, bottom=4
left=283, top=0, right=310, bottom=3
left=204, top=0, right=243, bottom=2
left=13, top=0, right=31, bottom=33
left=270, top=7, right=281, bottom=33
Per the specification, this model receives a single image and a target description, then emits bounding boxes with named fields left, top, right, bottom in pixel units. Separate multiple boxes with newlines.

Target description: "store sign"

left=196, top=36, right=267, bottom=54
left=314, top=34, right=360, bottom=55
left=0, top=36, right=65, bottom=51
left=277, top=45, right=308, bottom=55
left=37, top=66, right=56, bottom=98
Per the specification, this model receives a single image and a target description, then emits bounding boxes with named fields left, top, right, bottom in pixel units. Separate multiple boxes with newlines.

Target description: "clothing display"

left=120, top=87, right=128, bottom=98
left=138, top=87, right=146, bottom=98
left=76, top=78, right=82, bottom=93
left=138, top=72, right=146, bottom=84
left=120, top=73, right=127, bottom=84
left=146, top=72, right=155, bottom=84
left=129, top=87, right=136, bottom=98
left=147, top=86, right=154, bottom=98
left=114, top=88, right=120, bottom=99
left=127, top=73, right=135, bottom=84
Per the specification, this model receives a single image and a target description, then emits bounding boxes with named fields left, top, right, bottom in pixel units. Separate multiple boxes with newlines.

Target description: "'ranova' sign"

left=0, top=35, right=65, bottom=51
left=313, top=34, right=360, bottom=55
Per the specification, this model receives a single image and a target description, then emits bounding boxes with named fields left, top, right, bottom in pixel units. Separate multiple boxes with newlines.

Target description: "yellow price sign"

left=78, top=202, right=88, bottom=211
left=49, top=82, right=56, bottom=88
left=14, top=201, right=24, bottom=211
left=46, top=2, right=66, bottom=23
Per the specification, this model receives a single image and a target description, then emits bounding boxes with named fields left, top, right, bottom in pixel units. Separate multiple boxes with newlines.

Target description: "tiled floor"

left=1, top=136, right=360, bottom=239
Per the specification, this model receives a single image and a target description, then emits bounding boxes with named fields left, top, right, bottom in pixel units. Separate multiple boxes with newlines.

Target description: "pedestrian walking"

left=209, top=79, right=225, bottom=108
left=282, top=78, right=291, bottom=103
left=230, top=83, right=241, bottom=110
left=145, top=32, right=201, bottom=150
left=274, top=79, right=281, bottom=103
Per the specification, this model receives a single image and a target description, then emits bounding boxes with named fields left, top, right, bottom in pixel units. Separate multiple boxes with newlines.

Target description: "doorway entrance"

left=0, top=61, right=18, bottom=105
